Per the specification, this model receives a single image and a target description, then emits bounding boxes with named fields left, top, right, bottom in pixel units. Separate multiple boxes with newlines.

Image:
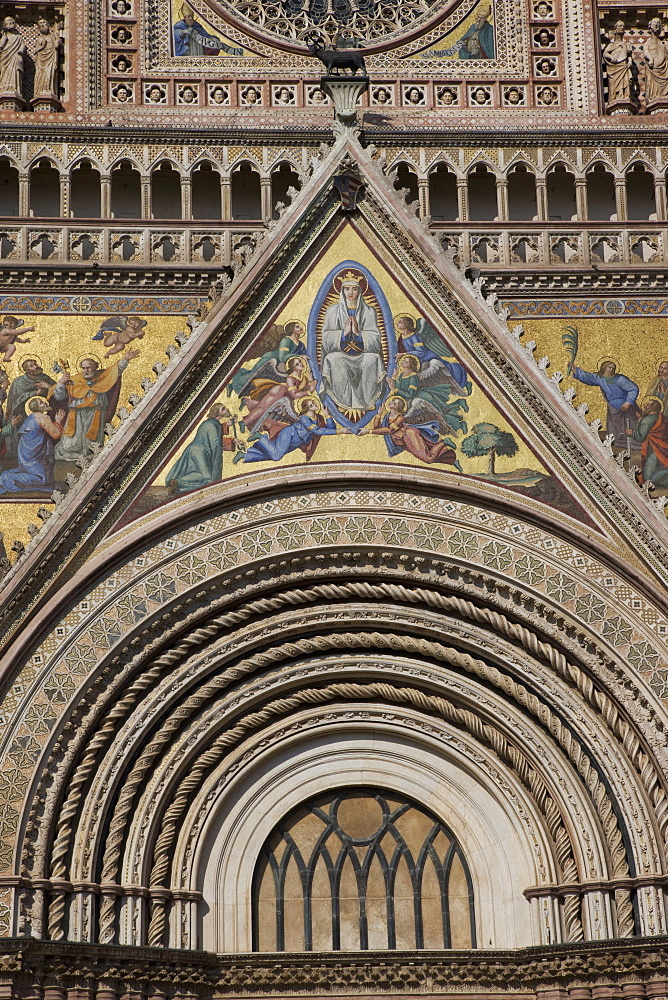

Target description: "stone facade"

left=0, top=1, right=668, bottom=998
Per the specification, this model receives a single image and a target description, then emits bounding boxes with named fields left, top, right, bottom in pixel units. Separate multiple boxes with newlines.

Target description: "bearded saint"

left=320, top=274, right=385, bottom=414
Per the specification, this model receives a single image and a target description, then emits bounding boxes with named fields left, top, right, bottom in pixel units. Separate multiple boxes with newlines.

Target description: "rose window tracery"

left=218, top=0, right=459, bottom=46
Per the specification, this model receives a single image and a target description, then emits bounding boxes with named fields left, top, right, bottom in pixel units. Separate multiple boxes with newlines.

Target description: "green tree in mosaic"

left=461, top=422, right=518, bottom=475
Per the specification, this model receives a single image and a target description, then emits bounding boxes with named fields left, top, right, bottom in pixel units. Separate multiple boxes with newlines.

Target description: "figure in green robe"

left=228, top=321, right=306, bottom=398
left=626, top=398, right=668, bottom=487
left=166, top=403, right=241, bottom=494
left=388, top=353, right=468, bottom=434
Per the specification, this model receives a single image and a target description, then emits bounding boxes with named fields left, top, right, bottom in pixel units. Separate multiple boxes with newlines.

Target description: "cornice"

left=0, top=937, right=666, bottom=991
left=1, top=123, right=668, bottom=146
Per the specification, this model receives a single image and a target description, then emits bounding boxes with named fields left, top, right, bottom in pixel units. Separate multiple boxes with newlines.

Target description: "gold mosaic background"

left=157, top=229, right=547, bottom=485
left=0, top=314, right=189, bottom=556
left=523, top=317, right=668, bottom=427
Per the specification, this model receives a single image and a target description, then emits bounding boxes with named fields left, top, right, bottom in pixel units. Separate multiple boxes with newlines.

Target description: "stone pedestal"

left=645, top=98, right=668, bottom=114
left=320, top=74, right=368, bottom=136
left=31, top=94, right=63, bottom=112
left=0, top=90, right=25, bottom=110
left=606, top=99, right=636, bottom=115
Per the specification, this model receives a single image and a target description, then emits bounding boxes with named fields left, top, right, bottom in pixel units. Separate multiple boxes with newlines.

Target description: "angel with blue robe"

left=395, top=315, right=471, bottom=396
left=237, top=394, right=350, bottom=464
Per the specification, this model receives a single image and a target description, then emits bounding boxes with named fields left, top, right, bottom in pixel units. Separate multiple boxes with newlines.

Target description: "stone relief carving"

left=32, top=19, right=61, bottom=108
left=602, top=21, right=632, bottom=112
left=0, top=16, right=26, bottom=109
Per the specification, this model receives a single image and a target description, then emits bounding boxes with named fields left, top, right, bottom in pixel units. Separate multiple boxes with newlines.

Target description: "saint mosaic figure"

left=568, top=358, right=639, bottom=445
left=166, top=403, right=242, bottom=493
left=644, top=360, right=668, bottom=413
left=0, top=396, right=65, bottom=496
left=49, top=351, right=139, bottom=463
left=319, top=271, right=385, bottom=416
left=626, top=397, right=668, bottom=486
left=173, top=4, right=243, bottom=56
left=427, top=4, right=494, bottom=60
left=6, top=358, right=55, bottom=417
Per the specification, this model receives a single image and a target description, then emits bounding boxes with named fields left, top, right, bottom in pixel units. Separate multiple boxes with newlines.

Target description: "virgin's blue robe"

left=0, top=414, right=56, bottom=495
left=244, top=414, right=337, bottom=463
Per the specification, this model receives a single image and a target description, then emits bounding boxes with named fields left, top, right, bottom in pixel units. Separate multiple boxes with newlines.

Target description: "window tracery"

left=252, top=788, right=476, bottom=952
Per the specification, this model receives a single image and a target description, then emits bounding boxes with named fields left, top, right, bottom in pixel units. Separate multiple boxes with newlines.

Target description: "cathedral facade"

left=0, top=1, right=668, bottom=997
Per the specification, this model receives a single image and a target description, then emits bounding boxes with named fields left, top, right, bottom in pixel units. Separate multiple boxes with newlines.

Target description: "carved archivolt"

left=0, top=489, right=664, bottom=955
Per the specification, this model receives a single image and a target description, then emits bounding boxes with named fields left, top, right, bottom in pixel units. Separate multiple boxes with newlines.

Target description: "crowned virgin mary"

left=320, top=271, right=386, bottom=415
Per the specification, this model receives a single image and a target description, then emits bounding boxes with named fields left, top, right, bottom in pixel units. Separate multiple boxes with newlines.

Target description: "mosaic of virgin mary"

left=309, top=261, right=395, bottom=428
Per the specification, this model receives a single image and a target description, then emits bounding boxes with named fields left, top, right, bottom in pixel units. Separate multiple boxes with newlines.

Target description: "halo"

left=283, top=318, right=305, bottom=334
left=295, top=393, right=321, bottom=414
left=596, top=355, right=618, bottom=372
left=76, top=353, right=102, bottom=369
left=17, top=353, right=42, bottom=369
left=24, top=394, right=47, bottom=415
left=285, top=354, right=309, bottom=373
left=642, top=395, right=664, bottom=407
left=385, top=393, right=407, bottom=412
left=655, top=359, right=668, bottom=370
left=332, top=268, right=368, bottom=297
left=393, top=312, right=416, bottom=330
left=398, top=353, right=420, bottom=372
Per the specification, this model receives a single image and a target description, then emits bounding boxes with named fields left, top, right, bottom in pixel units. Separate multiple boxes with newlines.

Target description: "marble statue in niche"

left=643, top=17, right=668, bottom=107
left=603, top=22, right=632, bottom=107
left=0, top=16, right=26, bottom=108
left=32, top=18, right=62, bottom=110
left=33, top=19, right=60, bottom=97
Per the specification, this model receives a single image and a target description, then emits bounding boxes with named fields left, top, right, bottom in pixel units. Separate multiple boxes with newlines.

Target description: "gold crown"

left=340, top=271, right=362, bottom=284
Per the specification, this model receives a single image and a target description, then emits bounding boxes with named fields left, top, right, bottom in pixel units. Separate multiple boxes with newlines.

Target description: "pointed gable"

left=1, top=138, right=667, bottom=632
